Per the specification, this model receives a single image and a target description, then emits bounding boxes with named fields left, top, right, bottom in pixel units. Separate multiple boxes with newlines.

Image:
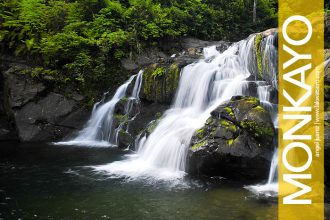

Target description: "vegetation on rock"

left=141, top=63, right=180, bottom=104
left=254, top=34, right=263, bottom=77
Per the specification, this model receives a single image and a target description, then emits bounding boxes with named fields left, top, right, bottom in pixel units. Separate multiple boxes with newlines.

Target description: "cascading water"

left=261, top=34, right=278, bottom=90
left=245, top=83, right=278, bottom=196
left=245, top=34, right=279, bottom=195
left=56, top=33, right=279, bottom=192
left=93, top=36, right=265, bottom=180
left=56, top=70, right=143, bottom=147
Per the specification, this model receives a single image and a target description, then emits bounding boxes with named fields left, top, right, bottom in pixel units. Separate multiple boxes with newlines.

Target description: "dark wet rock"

left=117, top=129, right=133, bottom=149
left=114, top=97, right=140, bottom=117
left=120, top=48, right=168, bottom=71
left=0, top=116, right=17, bottom=141
left=187, top=96, right=275, bottom=180
left=121, top=58, right=139, bottom=71
left=13, top=93, right=88, bottom=141
left=180, top=38, right=226, bottom=51
left=128, top=102, right=166, bottom=138
left=1, top=65, right=89, bottom=142
left=112, top=100, right=167, bottom=150
left=3, top=65, right=46, bottom=109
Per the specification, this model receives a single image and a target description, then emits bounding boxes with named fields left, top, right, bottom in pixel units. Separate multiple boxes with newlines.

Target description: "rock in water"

left=187, top=96, right=275, bottom=180
left=117, top=129, right=133, bottom=149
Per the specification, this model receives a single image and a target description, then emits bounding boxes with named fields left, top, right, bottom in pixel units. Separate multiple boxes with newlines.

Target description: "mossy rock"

left=141, top=63, right=180, bottom=104
left=254, top=34, right=263, bottom=77
left=188, top=95, right=275, bottom=180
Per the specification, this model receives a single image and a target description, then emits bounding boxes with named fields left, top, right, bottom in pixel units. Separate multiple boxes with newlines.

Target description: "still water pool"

left=0, top=142, right=277, bottom=219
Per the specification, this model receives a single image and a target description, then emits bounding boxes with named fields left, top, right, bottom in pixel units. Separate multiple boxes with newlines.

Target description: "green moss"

left=142, top=63, right=181, bottom=103
left=120, top=96, right=129, bottom=102
left=196, top=128, right=203, bottom=133
left=191, top=141, right=206, bottom=150
left=114, top=114, right=128, bottom=122
left=142, top=66, right=153, bottom=99
left=325, top=120, right=330, bottom=127
left=229, top=124, right=237, bottom=132
left=239, top=120, right=274, bottom=138
left=246, top=96, right=259, bottom=103
left=155, top=112, right=162, bottom=118
left=206, top=118, right=214, bottom=125
left=254, top=34, right=263, bottom=77
left=147, top=120, right=159, bottom=134
left=195, top=128, right=205, bottom=139
left=152, top=67, right=166, bottom=78
left=219, top=119, right=237, bottom=133
left=254, top=105, right=265, bottom=112
left=220, top=119, right=230, bottom=127
left=165, top=63, right=180, bottom=97
left=227, top=139, right=234, bottom=145
left=325, top=85, right=330, bottom=93
left=224, top=106, right=235, bottom=119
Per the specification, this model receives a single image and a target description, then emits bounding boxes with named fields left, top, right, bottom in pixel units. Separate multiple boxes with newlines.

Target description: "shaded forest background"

left=0, top=0, right=327, bottom=102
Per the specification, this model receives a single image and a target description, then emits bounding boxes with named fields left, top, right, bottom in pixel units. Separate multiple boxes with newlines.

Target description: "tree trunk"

left=253, top=0, right=257, bottom=23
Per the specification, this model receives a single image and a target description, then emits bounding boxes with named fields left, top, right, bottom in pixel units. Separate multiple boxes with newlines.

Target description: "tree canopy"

left=0, top=0, right=277, bottom=97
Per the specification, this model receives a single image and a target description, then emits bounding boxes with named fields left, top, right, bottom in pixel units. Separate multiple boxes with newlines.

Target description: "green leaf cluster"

left=0, top=0, right=277, bottom=96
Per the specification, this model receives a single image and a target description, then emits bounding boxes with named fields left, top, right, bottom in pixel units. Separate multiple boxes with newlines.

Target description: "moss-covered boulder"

left=140, top=63, right=180, bottom=104
left=187, top=96, right=275, bottom=180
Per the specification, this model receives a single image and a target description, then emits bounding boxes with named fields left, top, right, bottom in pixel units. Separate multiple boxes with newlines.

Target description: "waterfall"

left=93, top=36, right=262, bottom=180
left=267, top=149, right=278, bottom=185
left=261, top=34, right=278, bottom=90
left=55, top=33, right=279, bottom=189
left=245, top=37, right=279, bottom=195
left=56, top=70, right=143, bottom=147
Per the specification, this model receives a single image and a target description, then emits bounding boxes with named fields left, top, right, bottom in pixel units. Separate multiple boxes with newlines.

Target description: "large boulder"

left=187, top=96, right=275, bottom=180
left=13, top=92, right=86, bottom=141
left=1, top=65, right=89, bottom=142
left=3, top=65, right=46, bottom=109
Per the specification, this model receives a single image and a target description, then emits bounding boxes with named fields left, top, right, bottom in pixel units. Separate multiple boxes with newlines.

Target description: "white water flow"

left=246, top=48, right=278, bottom=196
left=261, top=34, right=278, bottom=90
left=93, top=36, right=258, bottom=180
left=56, top=70, right=143, bottom=147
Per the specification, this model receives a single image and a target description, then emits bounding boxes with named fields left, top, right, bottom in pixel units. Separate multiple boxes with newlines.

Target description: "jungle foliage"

left=0, top=0, right=277, bottom=94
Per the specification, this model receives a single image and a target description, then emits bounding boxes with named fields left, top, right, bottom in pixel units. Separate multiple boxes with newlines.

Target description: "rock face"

left=1, top=65, right=89, bottom=142
left=113, top=96, right=167, bottom=149
left=250, top=28, right=278, bottom=89
left=187, top=96, right=275, bottom=180
left=140, top=63, right=181, bottom=104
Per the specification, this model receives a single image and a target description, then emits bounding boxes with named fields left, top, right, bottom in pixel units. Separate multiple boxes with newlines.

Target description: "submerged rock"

left=187, top=96, right=275, bottom=180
